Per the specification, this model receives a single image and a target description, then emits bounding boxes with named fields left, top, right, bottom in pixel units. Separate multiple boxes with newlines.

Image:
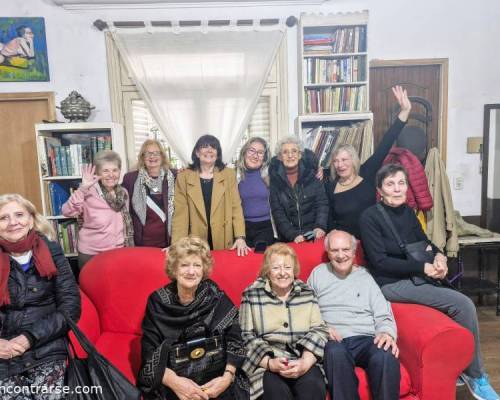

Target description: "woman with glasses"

left=240, top=243, right=328, bottom=400
left=268, top=136, right=329, bottom=243
left=172, top=135, right=249, bottom=256
left=236, top=137, right=275, bottom=248
left=122, top=139, right=176, bottom=248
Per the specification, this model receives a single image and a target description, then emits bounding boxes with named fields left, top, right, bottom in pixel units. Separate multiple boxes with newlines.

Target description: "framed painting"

left=0, top=17, right=50, bottom=82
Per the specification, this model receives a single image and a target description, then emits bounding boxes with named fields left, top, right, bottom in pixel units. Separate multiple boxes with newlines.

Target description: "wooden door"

left=369, top=59, right=448, bottom=161
left=0, top=92, right=55, bottom=210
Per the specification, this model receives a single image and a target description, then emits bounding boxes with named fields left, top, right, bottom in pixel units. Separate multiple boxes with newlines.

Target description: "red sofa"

left=73, top=241, right=473, bottom=400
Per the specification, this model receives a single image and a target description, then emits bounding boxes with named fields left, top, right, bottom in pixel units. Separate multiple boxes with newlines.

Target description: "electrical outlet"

left=454, top=177, right=464, bottom=190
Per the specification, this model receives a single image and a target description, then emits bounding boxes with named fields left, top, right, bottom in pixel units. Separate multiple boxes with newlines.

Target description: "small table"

left=452, top=236, right=500, bottom=316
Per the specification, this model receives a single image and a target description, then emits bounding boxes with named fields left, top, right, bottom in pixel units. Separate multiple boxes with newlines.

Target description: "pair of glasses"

left=281, top=149, right=300, bottom=156
left=145, top=151, right=161, bottom=158
left=247, top=148, right=266, bottom=158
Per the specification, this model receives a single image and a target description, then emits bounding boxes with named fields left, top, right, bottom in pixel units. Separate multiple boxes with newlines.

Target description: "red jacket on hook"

left=380, top=147, right=433, bottom=211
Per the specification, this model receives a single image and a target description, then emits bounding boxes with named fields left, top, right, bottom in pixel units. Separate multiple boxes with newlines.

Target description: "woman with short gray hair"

left=62, top=150, right=133, bottom=269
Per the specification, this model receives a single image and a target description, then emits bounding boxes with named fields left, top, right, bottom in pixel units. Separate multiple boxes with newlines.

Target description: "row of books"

left=303, top=121, right=370, bottom=168
left=41, top=135, right=112, bottom=177
left=303, top=56, right=366, bottom=84
left=43, top=180, right=79, bottom=216
left=304, top=86, right=367, bottom=113
left=303, top=26, right=366, bottom=55
left=51, top=220, right=78, bottom=255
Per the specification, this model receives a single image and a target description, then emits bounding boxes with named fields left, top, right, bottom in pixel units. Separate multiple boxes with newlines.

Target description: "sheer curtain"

left=110, top=22, right=284, bottom=165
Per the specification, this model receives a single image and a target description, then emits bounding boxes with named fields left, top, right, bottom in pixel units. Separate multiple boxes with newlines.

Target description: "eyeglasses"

left=247, top=148, right=266, bottom=158
left=281, top=149, right=300, bottom=157
left=270, top=264, right=294, bottom=273
left=145, top=151, right=161, bottom=158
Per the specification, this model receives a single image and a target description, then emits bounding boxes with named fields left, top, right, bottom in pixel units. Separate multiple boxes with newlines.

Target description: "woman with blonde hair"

left=122, top=139, right=176, bottom=248
left=240, top=243, right=328, bottom=400
left=138, top=236, right=249, bottom=400
left=62, top=150, right=133, bottom=268
left=0, top=193, right=80, bottom=397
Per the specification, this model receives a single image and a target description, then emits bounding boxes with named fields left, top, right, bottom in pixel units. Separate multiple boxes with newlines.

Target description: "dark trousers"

left=245, top=219, right=275, bottom=248
left=323, top=336, right=400, bottom=400
left=262, top=365, right=325, bottom=400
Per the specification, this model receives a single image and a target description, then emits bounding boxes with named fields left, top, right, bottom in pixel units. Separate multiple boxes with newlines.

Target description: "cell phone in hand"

left=303, top=231, right=315, bottom=242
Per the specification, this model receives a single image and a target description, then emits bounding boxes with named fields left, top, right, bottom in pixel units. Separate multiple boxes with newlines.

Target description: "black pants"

left=323, top=336, right=400, bottom=400
left=245, top=219, right=275, bottom=248
left=262, top=366, right=325, bottom=400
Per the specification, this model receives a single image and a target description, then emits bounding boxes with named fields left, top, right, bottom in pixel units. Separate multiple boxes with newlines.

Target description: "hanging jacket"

left=269, top=149, right=329, bottom=242
left=381, top=147, right=433, bottom=211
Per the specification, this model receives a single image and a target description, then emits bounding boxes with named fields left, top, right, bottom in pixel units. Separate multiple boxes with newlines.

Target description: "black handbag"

left=64, top=315, right=141, bottom=400
left=168, top=323, right=226, bottom=386
left=376, top=203, right=444, bottom=287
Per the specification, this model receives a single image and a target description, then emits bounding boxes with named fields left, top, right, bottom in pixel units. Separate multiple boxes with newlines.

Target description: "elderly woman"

left=122, top=139, right=176, bottom=248
left=360, top=164, right=500, bottom=400
left=236, top=137, right=274, bottom=248
left=0, top=193, right=80, bottom=397
left=269, top=137, right=328, bottom=243
left=172, top=135, right=249, bottom=256
left=62, top=150, right=133, bottom=268
left=326, top=86, right=411, bottom=239
left=138, top=236, right=249, bottom=400
left=240, top=243, right=328, bottom=400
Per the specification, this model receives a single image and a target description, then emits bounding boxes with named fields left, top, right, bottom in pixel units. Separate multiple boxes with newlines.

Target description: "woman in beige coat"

left=172, top=135, right=249, bottom=255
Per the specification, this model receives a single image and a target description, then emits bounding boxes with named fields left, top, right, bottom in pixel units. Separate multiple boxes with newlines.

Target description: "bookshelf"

left=35, top=122, right=126, bottom=257
left=297, top=11, right=373, bottom=168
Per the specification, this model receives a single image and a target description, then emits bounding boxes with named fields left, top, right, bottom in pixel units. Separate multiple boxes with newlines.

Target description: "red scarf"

left=0, top=230, right=57, bottom=306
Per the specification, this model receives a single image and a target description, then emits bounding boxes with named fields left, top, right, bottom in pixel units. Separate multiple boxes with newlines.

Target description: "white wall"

left=2, top=0, right=500, bottom=215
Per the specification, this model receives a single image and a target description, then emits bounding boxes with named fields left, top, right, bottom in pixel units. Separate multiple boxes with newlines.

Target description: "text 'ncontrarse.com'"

left=0, top=385, right=103, bottom=395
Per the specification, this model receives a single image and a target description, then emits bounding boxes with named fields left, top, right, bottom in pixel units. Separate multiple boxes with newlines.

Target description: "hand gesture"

left=81, top=164, right=99, bottom=190
left=315, top=167, right=324, bottom=181
left=374, top=333, right=399, bottom=358
left=392, top=85, right=411, bottom=122
left=231, top=237, right=250, bottom=257
left=201, top=374, right=232, bottom=398
left=328, top=327, right=342, bottom=342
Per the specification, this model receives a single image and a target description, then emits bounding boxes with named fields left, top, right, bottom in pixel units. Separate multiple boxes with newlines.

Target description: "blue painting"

left=0, top=17, right=50, bottom=82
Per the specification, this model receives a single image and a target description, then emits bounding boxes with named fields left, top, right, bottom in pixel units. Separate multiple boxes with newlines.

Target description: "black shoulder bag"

left=168, top=322, right=227, bottom=385
left=65, top=315, right=141, bottom=400
left=376, top=203, right=446, bottom=287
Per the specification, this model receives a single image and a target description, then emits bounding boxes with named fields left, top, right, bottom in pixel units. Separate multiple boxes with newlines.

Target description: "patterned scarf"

left=99, top=183, right=134, bottom=247
left=132, top=168, right=175, bottom=236
left=0, top=230, right=57, bottom=306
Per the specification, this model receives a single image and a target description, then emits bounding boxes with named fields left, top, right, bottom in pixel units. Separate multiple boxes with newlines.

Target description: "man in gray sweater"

left=307, top=230, right=400, bottom=400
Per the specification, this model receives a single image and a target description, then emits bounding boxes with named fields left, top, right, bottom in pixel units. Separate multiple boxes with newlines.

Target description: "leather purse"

left=168, top=323, right=226, bottom=385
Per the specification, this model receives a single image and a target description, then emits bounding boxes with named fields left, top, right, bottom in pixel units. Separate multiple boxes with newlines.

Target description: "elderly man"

left=307, top=230, right=400, bottom=400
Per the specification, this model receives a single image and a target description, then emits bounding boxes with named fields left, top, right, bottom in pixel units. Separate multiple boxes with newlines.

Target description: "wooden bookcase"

left=35, top=122, right=126, bottom=257
left=297, top=11, right=373, bottom=168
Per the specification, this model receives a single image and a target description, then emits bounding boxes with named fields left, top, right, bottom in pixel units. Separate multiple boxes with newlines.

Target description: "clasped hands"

left=424, top=249, right=448, bottom=280
left=0, top=335, right=30, bottom=360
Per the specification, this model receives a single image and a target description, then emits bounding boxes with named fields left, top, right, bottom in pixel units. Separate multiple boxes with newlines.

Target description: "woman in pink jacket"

left=62, top=150, right=133, bottom=269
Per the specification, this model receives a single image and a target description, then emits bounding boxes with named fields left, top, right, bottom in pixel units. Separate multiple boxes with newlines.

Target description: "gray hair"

left=93, top=150, right=122, bottom=174
left=275, top=135, right=304, bottom=157
left=329, top=144, right=361, bottom=181
left=324, top=230, right=357, bottom=253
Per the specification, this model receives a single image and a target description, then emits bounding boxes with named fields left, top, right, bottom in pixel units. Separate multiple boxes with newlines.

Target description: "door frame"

left=0, top=91, right=56, bottom=115
left=481, top=104, right=500, bottom=228
left=370, top=58, right=449, bottom=163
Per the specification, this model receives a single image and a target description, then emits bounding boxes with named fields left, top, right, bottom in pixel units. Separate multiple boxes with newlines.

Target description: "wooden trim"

left=369, top=58, right=448, bottom=164
left=481, top=104, right=500, bottom=227
left=0, top=92, right=56, bottom=120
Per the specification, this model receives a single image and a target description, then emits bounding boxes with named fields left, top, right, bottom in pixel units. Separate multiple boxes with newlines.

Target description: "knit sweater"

left=308, top=264, right=397, bottom=340
left=238, top=169, right=270, bottom=222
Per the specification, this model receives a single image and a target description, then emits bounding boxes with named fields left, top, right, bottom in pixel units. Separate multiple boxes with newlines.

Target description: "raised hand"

left=80, top=164, right=99, bottom=190
left=392, top=85, right=411, bottom=122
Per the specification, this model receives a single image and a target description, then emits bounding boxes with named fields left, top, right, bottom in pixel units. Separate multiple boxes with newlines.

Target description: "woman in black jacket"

left=0, top=193, right=81, bottom=397
left=269, top=136, right=328, bottom=243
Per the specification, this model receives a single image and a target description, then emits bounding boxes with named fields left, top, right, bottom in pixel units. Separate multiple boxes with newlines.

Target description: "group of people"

left=0, top=84, right=497, bottom=399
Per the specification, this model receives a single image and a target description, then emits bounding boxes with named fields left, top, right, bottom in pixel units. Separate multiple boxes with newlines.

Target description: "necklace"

left=338, top=176, right=357, bottom=187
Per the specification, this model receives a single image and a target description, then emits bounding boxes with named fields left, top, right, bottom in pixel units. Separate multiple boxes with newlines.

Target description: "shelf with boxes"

left=35, top=122, right=126, bottom=257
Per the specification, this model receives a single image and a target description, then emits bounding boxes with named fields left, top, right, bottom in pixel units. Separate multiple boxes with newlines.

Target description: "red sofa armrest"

left=70, top=289, right=101, bottom=358
left=392, top=303, right=474, bottom=400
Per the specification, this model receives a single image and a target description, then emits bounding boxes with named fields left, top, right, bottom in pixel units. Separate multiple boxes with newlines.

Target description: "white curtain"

left=110, top=22, right=284, bottom=165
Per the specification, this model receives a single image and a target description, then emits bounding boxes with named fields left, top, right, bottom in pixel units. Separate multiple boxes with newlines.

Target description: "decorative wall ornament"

left=57, top=91, right=95, bottom=122
left=0, top=17, right=50, bottom=82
